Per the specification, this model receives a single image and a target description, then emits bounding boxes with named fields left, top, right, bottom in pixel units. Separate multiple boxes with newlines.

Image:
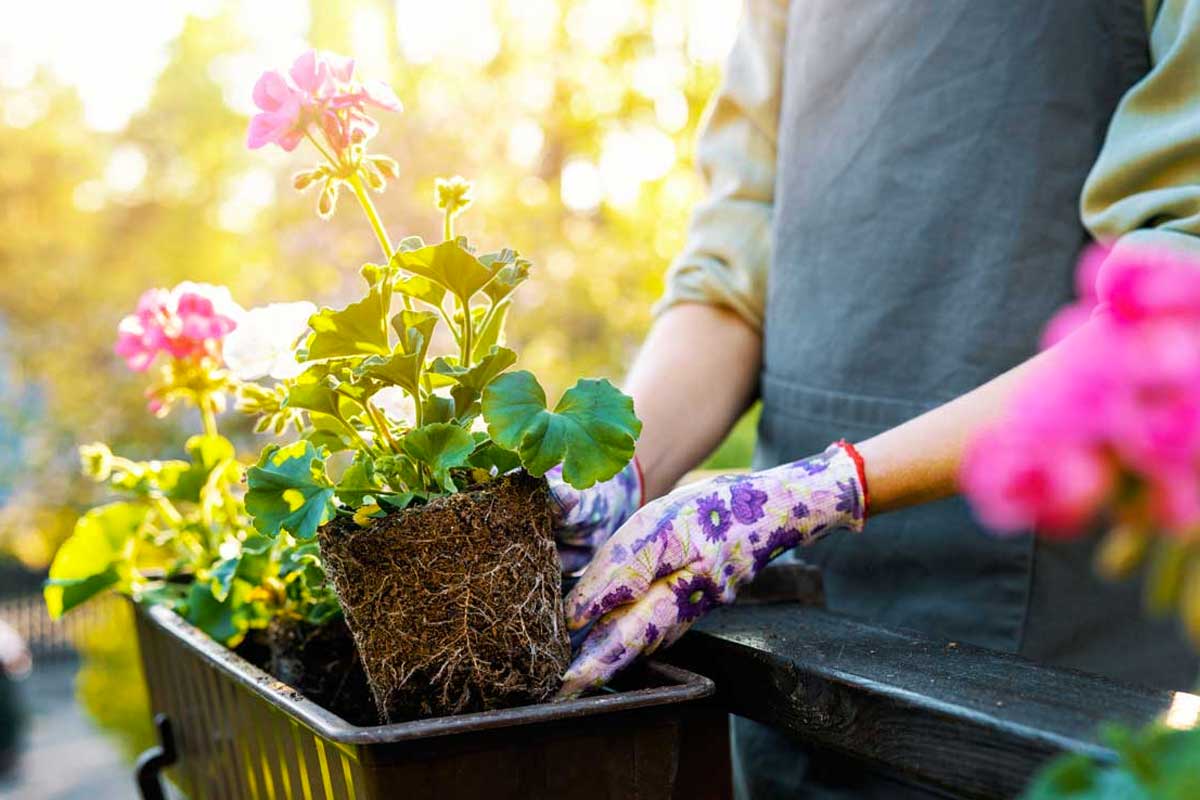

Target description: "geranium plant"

left=960, top=245, right=1200, bottom=798
left=239, top=49, right=641, bottom=721
left=241, top=50, right=641, bottom=539
left=46, top=283, right=339, bottom=646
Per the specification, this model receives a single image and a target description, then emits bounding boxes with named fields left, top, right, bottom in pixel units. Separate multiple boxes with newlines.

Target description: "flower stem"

left=348, top=170, right=414, bottom=320
left=366, top=400, right=402, bottom=452
left=152, top=496, right=185, bottom=528
left=460, top=298, right=473, bottom=368
left=199, top=394, right=219, bottom=438
left=349, top=172, right=394, bottom=261
left=304, top=131, right=338, bottom=166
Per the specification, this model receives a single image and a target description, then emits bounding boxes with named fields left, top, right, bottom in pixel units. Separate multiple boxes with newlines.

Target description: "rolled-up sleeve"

left=1081, top=0, right=1200, bottom=262
left=654, top=0, right=788, bottom=332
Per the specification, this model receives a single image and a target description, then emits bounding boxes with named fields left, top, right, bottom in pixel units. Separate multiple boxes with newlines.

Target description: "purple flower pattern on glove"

left=730, top=481, right=769, bottom=524
left=695, top=493, right=731, bottom=542
left=558, top=442, right=867, bottom=697
left=548, top=459, right=643, bottom=575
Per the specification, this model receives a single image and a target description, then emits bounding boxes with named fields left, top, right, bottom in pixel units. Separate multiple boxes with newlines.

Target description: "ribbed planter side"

left=132, top=603, right=731, bottom=800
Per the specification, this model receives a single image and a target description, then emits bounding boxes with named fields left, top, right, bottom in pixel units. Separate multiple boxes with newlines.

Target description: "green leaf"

left=377, top=492, right=417, bottom=511
left=286, top=380, right=341, bottom=417
left=186, top=580, right=249, bottom=646
left=362, top=352, right=423, bottom=397
left=303, top=415, right=355, bottom=453
left=245, top=441, right=335, bottom=540
left=422, top=393, right=456, bottom=424
left=482, top=372, right=641, bottom=489
left=45, top=502, right=148, bottom=617
left=391, top=240, right=495, bottom=301
left=469, top=440, right=522, bottom=475
left=473, top=299, right=510, bottom=361
left=480, top=252, right=530, bottom=304
left=402, top=423, right=475, bottom=492
left=209, top=557, right=240, bottom=603
left=394, top=275, right=446, bottom=309
left=133, top=582, right=187, bottom=612
left=236, top=534, right=274, bottom=586
left=397, top=235, right=425, bottom=252
left=431, top=347, right=517, bottom=393
left=336, top=453, right=383, bottom=507
left=169, top=434, right=237, bottom=503
left=391, top=308, right=439, bottom=360
left=279, top=541, right=323, bottom=580
left=360, top=262, right=386, bottom=287
left=108, top=459, right=190, bottom=498
left=307, top=289, right=390, bottom=361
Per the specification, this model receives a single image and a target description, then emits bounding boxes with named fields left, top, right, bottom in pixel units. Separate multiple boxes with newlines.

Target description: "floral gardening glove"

left=559, top=442, right=867, bottom=696
left=548, top=458, right=644, bottom=575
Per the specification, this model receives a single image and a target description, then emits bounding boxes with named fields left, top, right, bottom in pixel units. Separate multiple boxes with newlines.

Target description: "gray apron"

left=734, top=1, right=1200, bottom=797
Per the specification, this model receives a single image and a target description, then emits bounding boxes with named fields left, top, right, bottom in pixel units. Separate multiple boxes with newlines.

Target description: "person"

left=547, top=0, right=1200, bottom=796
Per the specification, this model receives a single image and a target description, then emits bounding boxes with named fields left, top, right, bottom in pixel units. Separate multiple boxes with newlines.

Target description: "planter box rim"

left=138, top=602, right=714, bottom=745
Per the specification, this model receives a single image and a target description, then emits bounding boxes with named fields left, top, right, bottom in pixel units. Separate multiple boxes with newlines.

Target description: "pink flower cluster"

left=247, top=49, right=401, bottom=153
left=115, top=282, right=241, bottom=371
left=962, top=245, right=1200, bottom=536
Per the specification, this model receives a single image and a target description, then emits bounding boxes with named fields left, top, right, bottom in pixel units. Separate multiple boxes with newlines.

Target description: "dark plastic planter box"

left=133, top=603, right=731, bottom=799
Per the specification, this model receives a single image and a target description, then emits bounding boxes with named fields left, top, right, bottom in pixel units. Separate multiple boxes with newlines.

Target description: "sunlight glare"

left=561, top=159, right=602, bottom=213
left=104, top=145, right=149, bottom=195
left=395, top=0, right=500, bottom=66
left=1165, top=691, right=1200, bottom=730
left=217, top=169, right=277, bottom=233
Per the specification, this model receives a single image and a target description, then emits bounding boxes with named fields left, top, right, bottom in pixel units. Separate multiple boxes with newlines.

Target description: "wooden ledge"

left=667, top=603, right=1190, bottom=799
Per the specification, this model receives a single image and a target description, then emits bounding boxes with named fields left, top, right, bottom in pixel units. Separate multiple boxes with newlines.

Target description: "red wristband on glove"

left=836, top=439, right=870, bottom=523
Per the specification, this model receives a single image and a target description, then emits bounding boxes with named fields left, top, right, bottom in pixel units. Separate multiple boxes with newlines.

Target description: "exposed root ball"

left=318, top=471, right=570, bottom=722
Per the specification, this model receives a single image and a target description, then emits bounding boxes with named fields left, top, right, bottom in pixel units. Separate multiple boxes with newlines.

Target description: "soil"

left=318, top=470, right=570, bottom=722
left=266, top=615, right=378, bottom=726
left=233, top=628, right=271, bottom=670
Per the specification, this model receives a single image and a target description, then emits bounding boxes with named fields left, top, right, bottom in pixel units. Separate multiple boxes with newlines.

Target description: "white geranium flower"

left=222, top=301, right=316, bottom=380
left=372, top=386, right=417, bottom=427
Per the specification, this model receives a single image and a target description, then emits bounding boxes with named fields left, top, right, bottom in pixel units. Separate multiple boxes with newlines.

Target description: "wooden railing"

left=666, top=565, right=1188, bottom=799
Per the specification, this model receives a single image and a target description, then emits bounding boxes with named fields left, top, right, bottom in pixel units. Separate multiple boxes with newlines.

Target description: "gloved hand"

left=547, top=458, right=644, bottom=575
left=559, top=442, right=867, bottom=696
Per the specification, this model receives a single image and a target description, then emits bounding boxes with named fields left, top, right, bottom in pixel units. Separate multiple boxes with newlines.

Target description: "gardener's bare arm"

left=625, top=303, right=761, bottom=500
left=855, top=348, right=1053, bottom=514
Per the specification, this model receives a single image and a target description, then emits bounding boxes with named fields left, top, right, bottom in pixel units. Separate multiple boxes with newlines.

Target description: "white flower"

left=222, top=301, right=316, bottom=380
left=372, top=386, right=417, bottom=427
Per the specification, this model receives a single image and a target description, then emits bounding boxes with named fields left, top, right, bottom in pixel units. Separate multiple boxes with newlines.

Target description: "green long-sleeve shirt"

left=661, top=0, right=1200, bottom=330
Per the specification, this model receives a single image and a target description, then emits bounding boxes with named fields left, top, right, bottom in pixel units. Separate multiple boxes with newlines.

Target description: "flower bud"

left=317, top=181, right=339, bottom=219
left=292, top=168, right=325, bottom=192
left=1095, top=522, right=1149, bottom=579
left=79, top=442, right=114, bottom=481
left=363, top=165, right=385, bottom=192
left=371, top=156, right=401, bottom=180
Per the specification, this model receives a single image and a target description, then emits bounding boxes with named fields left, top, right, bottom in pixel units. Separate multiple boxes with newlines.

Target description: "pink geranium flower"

left=964, top=243, right=1200, bottom=538
left=1040, top=244, right=1108, bottom=348
left=1095, top=246, right=1200, bottom=326
left=114, top=283, right=241, bottom=371
left=961, top=425, right=1114, bottom=535
left=246, top=49, right=401, bottom=153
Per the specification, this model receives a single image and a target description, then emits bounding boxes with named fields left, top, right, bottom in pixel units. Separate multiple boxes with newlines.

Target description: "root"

left=318, top=472, right=570, bottom=721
